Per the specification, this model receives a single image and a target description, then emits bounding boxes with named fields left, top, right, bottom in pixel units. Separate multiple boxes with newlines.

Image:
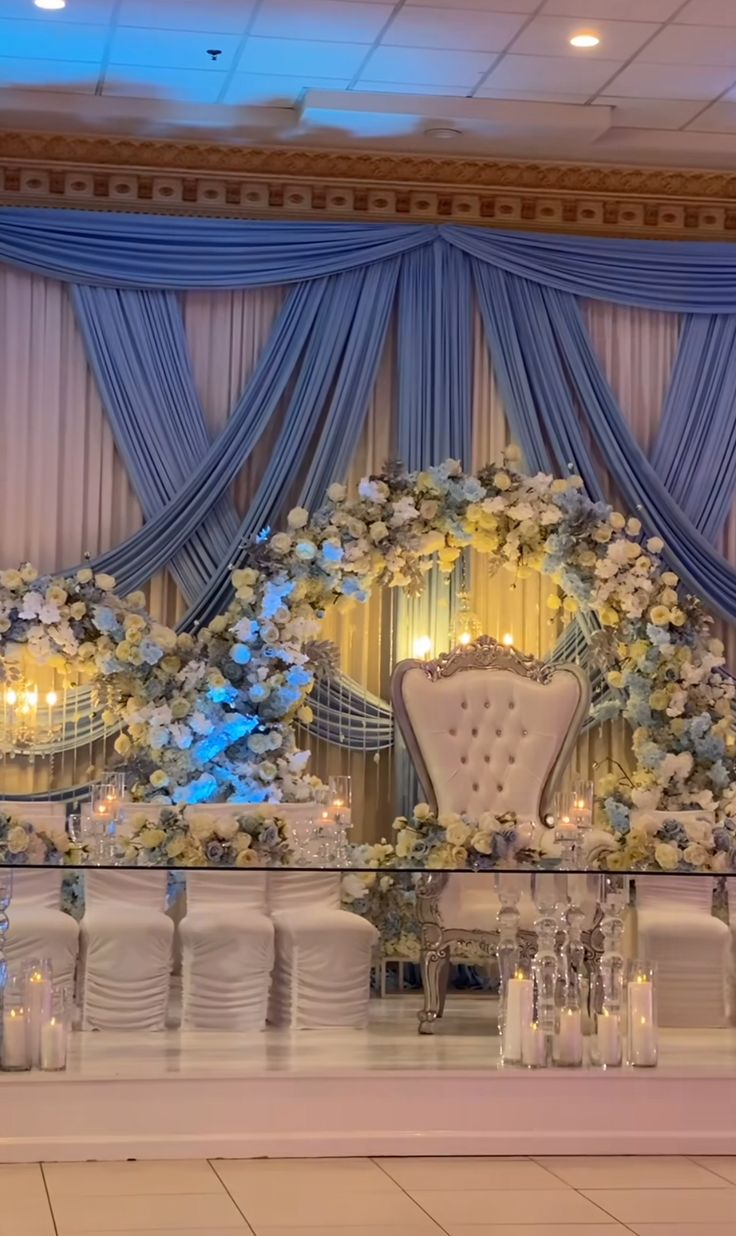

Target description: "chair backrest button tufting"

left=509, top=755, right=516, bottom=765
left=450, top=728, right=456, bottom=736
left=497, top=783, right=504, bottom=793
left=471, top=727, right=478, bottom=737
left=472, top=782, right=479, bottom=791
left=496, top=728, right=502, bottom=737
left=461, top=701, right=468, bottom=709
left=484, top=755, right=490, bottom=763
left=460, top=756, right=467, bottom=765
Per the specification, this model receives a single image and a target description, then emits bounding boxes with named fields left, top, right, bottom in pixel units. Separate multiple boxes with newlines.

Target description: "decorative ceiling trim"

left=0, top=128, right=735, bottom=239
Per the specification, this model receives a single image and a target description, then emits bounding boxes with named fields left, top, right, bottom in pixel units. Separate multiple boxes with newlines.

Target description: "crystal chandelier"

left=0, top=660, right=63, bottom=760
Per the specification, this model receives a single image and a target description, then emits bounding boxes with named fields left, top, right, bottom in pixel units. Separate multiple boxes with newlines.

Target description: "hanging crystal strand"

left=597, top=874, right=627, bottom=1030
left=495, top=873, right=522, bottom=1051
left=531, top=873, right=559, bottom=1064
left=566, top=873, right=588, bottom=1021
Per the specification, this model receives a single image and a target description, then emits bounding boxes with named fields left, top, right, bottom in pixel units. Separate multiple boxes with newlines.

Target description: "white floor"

left=57, top=995, right=736, bottom=1080
left=12, top=1154, right=736, bottom=1235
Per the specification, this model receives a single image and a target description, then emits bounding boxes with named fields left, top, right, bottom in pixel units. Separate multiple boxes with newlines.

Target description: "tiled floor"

left=10, top=1155, right=736, bottom=1235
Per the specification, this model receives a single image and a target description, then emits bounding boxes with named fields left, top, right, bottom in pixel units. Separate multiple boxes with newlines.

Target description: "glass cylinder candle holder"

left=521, top=1019, right=547, bottom=1069
left=570, top=780, right=594, bottom=833
left=594, top=1007, right=623, bottom=1068
left=25, top=958, right=52, bottom=1067
left=554, top=979, right=584, bottom=1068
left=40, top=987, right=68, bottom=1072
left=552, top=791, right=579, bottom=870
left=328, top=775, right=351, bottom=825
left=2, top=974, right=30, bottom=1071
left=627, top=961, right=658, bottom=1068
left=501, top=966, right=533, bottom=1066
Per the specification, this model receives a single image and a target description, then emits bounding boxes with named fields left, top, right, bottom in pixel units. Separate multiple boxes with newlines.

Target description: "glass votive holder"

left=328, top=775, right=352, bottom=823
left=521, top=1019, right=547, bottom=1069
left=25, top=958, right=52, bottom=1068
left=40, top=988, right=68, bottom=1072
left=627, top=961, right=658, bottom=1068
left=554, top=1004, right=584, bottom=1067
left=2, top=974, right=31, bottom=1071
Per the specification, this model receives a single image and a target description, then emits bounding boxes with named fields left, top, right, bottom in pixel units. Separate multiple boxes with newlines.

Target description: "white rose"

left=7, top=826, right=29, bottom=854
left=683, top=842, right=709, bottom=868
left=646, top=536, right=664, bottom=554
left=287, top=507, right=309, bottom=529
left=76, top=568, right=93, bottom=584
left=446, top=821, right=473, bottom=846
left=471, top=831, right=493, bottom=854
left=370, top=521, right=389, bottom=543
left=327, top=483, right=347, bottom=503
left=215, top=818, right=239, bottom=841
left=188, top=816, right=216, bottom=841
left=95, top=573, right=116, bottom=591
left=413, top=803, right=433, bottom=822
left=270, top=533, right=292, bottom=554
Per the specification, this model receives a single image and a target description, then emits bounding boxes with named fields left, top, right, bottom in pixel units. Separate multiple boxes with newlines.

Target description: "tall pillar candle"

left=597, top=1009, right=622, bottom=1067
left=628, top=971, right=657, bottom=1067
left=556, top=1007, right=583, bottom=1066
left=26, top=964, right=52, bottom=1068
left=502, top=974, right=533, bottom=1063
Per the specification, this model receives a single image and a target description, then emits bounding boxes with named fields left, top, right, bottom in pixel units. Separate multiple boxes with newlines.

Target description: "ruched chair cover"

left=6, top=870, right=79, bottom=997
left=268, top=872, right=378, bottom=1029
left=79, top=871, right=173, bottom=1031
left=634, top=875, right=731, bottom=1027
left=179, top=871, right=274, bottom=1031
left=391, top=638, right=590, bottom=1031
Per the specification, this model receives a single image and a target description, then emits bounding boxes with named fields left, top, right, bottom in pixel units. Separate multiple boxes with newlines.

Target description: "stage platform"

left=3, top=996, right=736, bottom=1162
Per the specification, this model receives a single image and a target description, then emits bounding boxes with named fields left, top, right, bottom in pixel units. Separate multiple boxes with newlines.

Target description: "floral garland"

left=4, top=451, right=736, bottom=823
left=203, top=453, right=736, bottom=826
left=119, top=807, right=290, bottom=867
left=0, top=811, right=71, bottom=865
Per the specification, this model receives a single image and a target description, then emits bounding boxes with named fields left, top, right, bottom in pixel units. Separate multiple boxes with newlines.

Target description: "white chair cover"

left=79, top=872, right=173, bottom=1030
left=268, top=872, right=378, bottom=1029
left=635, top=876, right=730, bottom=1027
left=6, top=870, right=79, bottom=994
left=179, top=872, right=274, bottom=1031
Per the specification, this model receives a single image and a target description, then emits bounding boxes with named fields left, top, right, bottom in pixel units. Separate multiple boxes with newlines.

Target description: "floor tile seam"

left=572, top=1185, right=640, bottom=1226
left=528, top=1157, right=583, bottom=1187
left=207, top=1160, right=257, bottom=1234
left=370, top=1156, right=453, bottom=1236
left=39, top=1162, right=60, bottom=1236
left=571, top=1182, right=640, bottom=1236
left=683, top=1153, right=736, bottom=1186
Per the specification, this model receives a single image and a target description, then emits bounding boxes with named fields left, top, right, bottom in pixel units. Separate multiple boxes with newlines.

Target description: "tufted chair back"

left=391, top=638, right=590, bottom=822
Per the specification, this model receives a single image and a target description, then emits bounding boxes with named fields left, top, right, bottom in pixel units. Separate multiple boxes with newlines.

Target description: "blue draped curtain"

left=2, top=207, right=736, bottom=758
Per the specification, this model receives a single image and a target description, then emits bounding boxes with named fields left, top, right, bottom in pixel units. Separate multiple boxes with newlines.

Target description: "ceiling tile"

left=360, top=44, right=493, bottom=86
left=225, top=73, right=351, bottom=104
left=115, top=0, right=255, bottom=31
left=239, top=36, right=370, bottom=76
left=511, top=15, right=659, bottom=59
left=600, top=60, right=736, bottom=97
left=0, top=17, right=107, bottom=60
left=599, top=95, right=708, bottom=126
left=109, top=26, right=242, bottom=69
left=103, top=64, right=227, bottom=103
left=252, top=0, right=391, bottom=42
left=406, top=0, right=538, bottom=10
left=641, top=23, right=736, bottom=64
left=676, top=0, right=736, bottom=24
left=0, top=0, right=116, bottom=19
left=382, top=8, right=524, bottom=51
left=0, top=57, right=98, bottom=90
left=542, top=0, right=680, bottom=18
left=480, top=51, right=621, bottom=92
left=354, top=79, right=471, bottom=93
left=686, top=99, right=736, bottom=128
left=476, top=86, right=598, bottom=101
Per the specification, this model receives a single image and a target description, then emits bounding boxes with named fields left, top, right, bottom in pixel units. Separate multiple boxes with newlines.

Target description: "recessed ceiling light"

left=569, top=31, right=600, bottom=47
left=34, top=0, right=67, bottom=8
left=424, top=127, right=462, bottom=140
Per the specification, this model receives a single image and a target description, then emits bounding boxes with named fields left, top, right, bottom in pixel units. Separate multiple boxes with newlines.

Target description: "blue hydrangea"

left=713, top=827, right=733, bottom=853
left=689, top=713, right=712, bottom=741
left=695, top=734, right=725, bottom=761
left=646, top=623, right=671, bottom=647
left=639, top=741, right=664, bottom=770
left=709, top=759, right=730, bottom=789
left=605, top=797, right=631, bottom=835
left=660, top=819, right=689, bottom=846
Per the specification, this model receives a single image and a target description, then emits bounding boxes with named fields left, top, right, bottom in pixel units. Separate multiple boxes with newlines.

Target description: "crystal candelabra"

left=597, top=874, right=627, bottom=1061
left=531, top=874, right=560, bottom=1063
left=496, top=874, right=522, bottom=1059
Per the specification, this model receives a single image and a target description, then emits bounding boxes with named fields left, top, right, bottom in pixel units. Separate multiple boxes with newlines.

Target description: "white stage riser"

left=2, top=1070, right=736, bottom=1161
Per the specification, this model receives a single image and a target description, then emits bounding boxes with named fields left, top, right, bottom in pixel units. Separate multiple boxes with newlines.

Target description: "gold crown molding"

left=1, top=128, right=736, bottom=239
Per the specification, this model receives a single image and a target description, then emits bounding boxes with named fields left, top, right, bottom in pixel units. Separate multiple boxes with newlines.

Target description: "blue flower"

left=205, top=840, right=225, bottom=864
left=709, top=759, right=730, bottom=789
left=605, top=797, right=631, bottom=835
left=713, top=827, right=733, bottom=853
left=689, top=713, right=712, bottom=741
left=659, top=820, right=689, bottom=846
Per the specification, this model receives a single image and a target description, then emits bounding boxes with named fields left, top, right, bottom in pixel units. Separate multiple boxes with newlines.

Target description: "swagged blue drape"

left=2, top=207, right=736, bottom=759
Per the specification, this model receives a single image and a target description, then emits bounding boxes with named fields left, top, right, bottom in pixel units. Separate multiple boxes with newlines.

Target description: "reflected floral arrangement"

left=119, top=807, right=291, bottom=868
left=0, top=811, right=71, bottom=866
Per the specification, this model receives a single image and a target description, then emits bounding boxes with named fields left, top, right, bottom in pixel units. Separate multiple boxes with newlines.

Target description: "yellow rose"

left=46, top=585, right=67, bottom=606
left=625, top=541, right=641, bottom=559
left=76, top=568, right=93, bottom=584
left=140, top=827, right=166, bottom=849
left=592, top=525, right=612, bottom=543
left=166, top=836, right=186, bottom=858
left=236, top=848, right=260, bottom=866
left=600, top=606, right=619, bottom=627
left=551, top=478, right=568, bottom=494
left=659, top=588, right=678, bottom=606
left=670, top=718, right=686, bottom=736
left=646, top=537, right=664, bottom=554
left=662, top=572, right=679, bottom=587
left=568, top=476, right=584, bottom=489
left=710, top=638, right=725, bottom=656
left=562, top=596, right=579, bottom=613
left=170, top=697, right=189, bottom=720
left=7, top=826, right=29, bottom=853
left=493, top=471, right=511, bottom=491
left=578, top=550, right=597, bottom=568
left=78, top=642, right=96, bottom=660
left=126, top=590, right=146, bottom=609
left=208, top=616, right=228, bottom=635
left=19, top=563, right=38, bottom=583
left=607, top=670, right=624, bottom=689
left=669, top=608, right=686, bottom=626
left=149, top=770, right=169, bottom=789
left=649, top=605, right=670, bottom=626
left=630, top=640, right=648, bottom=661
left=298, top=705, right=314, bottom=724
left=649, top=690, right=669, bottom=710
left=124, top=614, right=146, bottom=634
left=95, top=573, right=116, bottom=591
left=546, top=594, right=562, bottom=611
left=69, top=601, right=87, bottom=620
left=609, top=512, right=626, bottom=530
left=232, top=568, right=257, bottom=589
left=627, top=517, right=642, bottom=536
left=654, top=842, right=679, bottom=871
left=114, top=734, right=132, bottom=757
left=162, top=656, right=182, bottom=675
left=0, top=569, right=22, bottom=589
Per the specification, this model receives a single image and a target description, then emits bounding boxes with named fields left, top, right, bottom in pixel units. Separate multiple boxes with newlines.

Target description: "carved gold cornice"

left=0, top=128, right=735, bottom=238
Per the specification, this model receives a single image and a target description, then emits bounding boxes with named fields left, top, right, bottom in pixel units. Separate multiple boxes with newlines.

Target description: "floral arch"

left=2, top=451, right=734, bottom=845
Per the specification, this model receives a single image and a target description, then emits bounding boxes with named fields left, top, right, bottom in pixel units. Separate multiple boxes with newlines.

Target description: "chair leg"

left=419, top=940, right=449, bottom=1035
left=437, top=957, right=450, bottom=1017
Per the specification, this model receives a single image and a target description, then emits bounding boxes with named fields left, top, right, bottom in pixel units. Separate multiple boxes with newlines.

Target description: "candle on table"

left=26, top=967, right=51, bottom=1067
left=502, top=972, right=533, bottom=1063
left=628, top=972, right=657, bottom=1067
left=556, top=1007, right=583, bottom=1066
left=2, top=1009, right=28, bottom=1070
left=597, top=1009, right=622, bottom=1067
left=40, top=1017, right=67, bottom=1071
left=522, top=1020, right=547, bottom=1068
